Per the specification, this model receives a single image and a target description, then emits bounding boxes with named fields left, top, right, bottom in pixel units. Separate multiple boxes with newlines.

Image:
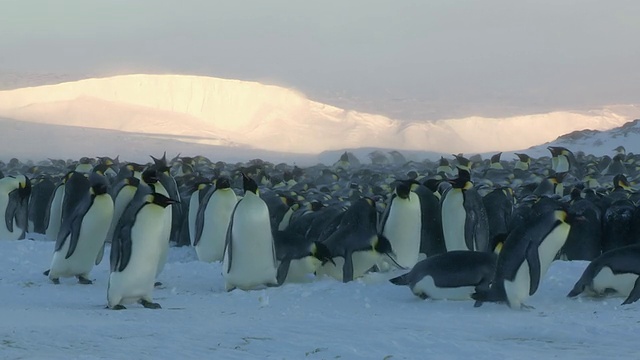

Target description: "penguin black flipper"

left=95, top=242, right=106, bottom=266
left=276, top=258, right=292, bottom=285
left=621, top=277, right=640, bottom=305
left=462, top=189, right=490, bottom=252
left=377, top=193, right=396, bottom=234
left=55, top=194, right=93, bottom=259
left=193, top=186, right=215, bottom=246
left=110, top=221, right=133, bottom=272
left=5, top=190, right=18, bottom=232
left=343, top=250, right=354, bottom=283
left=389, top=272, right=411, bottom=286
left=526, top=241, right=542, bottom=296
left=223, top=201, right=241, bottom=273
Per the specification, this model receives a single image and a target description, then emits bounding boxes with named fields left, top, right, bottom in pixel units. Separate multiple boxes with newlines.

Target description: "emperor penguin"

left=0, top=175, right=31, bottom=240
left=150, top=153, right=183, bottom=246
left=44, top=172, right=72, bottom=242
left=108, top=192, right=179, bottom=309
left=378, top=180, right=422, bottom=269
left=187, top=180, right=212, bottom=248
left=28, top=175, right=56, bottom=234
left=273, top=230, right=334, bottom=284
left=473, top=208, right=575, bottom=309
left=45, top=173, right=114, bottom=284
left=105, top=176, right=140, bottom=243
left=317, top=198, right=402, bottom=282
left=222, top=174, right=278, bottom=291
left=514, top=153, right=531, bottom=171
left=548, top=146, right=576, bottom=174
left=390, top=251, right=497, bottom=301
left=440, top=167, right=490, bottom=252
left=193, top=177, right=238, bottom=263
left=567, top=244, right=640, bottom=305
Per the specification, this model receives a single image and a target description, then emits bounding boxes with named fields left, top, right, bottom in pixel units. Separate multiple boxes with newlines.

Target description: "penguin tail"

left=389, top=273, right=411, bottom=286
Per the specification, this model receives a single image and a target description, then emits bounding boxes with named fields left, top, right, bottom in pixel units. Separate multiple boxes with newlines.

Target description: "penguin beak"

left=385, top=252, right=408, bottom=270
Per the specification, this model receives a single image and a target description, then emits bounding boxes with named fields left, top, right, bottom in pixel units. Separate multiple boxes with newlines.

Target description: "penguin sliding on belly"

left=390, top=251, right=497, bottom=301
left=473, top=208, right=577, bottom=309
left=108, top=192, right=178, bottom=309
left=223, top=174, right=279, bottom=291
left=567, top=244, right=640, bottom=305
left=45, top=173, right=114, bottom=284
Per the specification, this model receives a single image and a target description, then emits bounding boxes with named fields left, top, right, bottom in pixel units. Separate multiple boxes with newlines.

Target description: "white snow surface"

left=0, top=74, right=638, bottom=164
left=1, top=236, right=638, bottom=360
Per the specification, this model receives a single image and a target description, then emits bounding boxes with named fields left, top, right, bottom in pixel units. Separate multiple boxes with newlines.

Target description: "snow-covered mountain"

left=0, top=74, right=638, bottom=163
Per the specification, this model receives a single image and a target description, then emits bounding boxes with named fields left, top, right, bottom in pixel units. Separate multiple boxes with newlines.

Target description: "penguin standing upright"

left=378, top=181, right=422, bottom=269
left=105, top=177, right=140, bottom=243
left=440, top=168, right=490, bottom=252
left=548, top=146, right=576, bottom=174
left=187, top=180, right=212, bottom=248
left=28, top=175, right=56, bottom=234
left=222, top=174, right=278, bottom=291
left=45, top=173, right=114, bottom=284
left=0, top=175, right=31, bottom=241
left=108, top=192, right=179, bottom=309
left=44, top=172, right=72, bottom=242
left=473, top=208, right=575, bottom=309
left=193, top=177, right=238, bottom=263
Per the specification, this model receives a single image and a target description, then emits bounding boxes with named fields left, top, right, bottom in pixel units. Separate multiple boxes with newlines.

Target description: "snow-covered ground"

left=0, top=74, right=638, bottom=163
left=1, top=236, right=637, bottom=359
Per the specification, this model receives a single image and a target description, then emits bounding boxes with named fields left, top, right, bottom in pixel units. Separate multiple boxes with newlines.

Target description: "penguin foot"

left=77, top=276, right=93, bottom=285
left=139, top=299, right=162, bottom=309
left=520, top=303, right=535, bottom=310
left=417, top=293, right=429, bottom=300
left=473, top=300, right=484, bottom=308
left=111, top=304, right=127, bottom=310
left=43, top=269, right=50, bottom=276
left=154, top=281, right=163, bottom=288
left=51, top=278, right=60, bottom=285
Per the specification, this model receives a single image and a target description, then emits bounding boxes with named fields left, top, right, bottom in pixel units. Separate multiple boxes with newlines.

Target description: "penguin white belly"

left=278, top=207, right=295, bottom=231
left=223, top=197, right=277, bottom=290
left=504, top=260, right=531, bottom=310
left=49, top=196, right=114, bottom=279
left=106, top=186, right=136, bottom=242
left=412, top=275, right=476, bottom=300
left=187, top=192, right=200, bottom=246
left=195, top=191, right=237, bottom=263
left=108, top=207, right=165, bottom=306
left=317, top=252, right=380, bottom=281
left=537, top=222, right=571, bottom=278
left=285, top=257, right=321, bottom=283
left=381, top=193, right=421, bottom=268
left=590, top=267, right=639, bottom=297
left=45, top=186, right=65, bottom=241
left=555, top=156, right=570, bottom=173
left=441, top=190, right=467, bottom=251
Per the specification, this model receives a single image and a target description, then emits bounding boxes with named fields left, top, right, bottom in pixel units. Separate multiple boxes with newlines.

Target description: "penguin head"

left=242, top=173, right=259, bottom=195
left=89, top=172, right=109, bottom=196
left=215, top=176, right=232, bottom=190
left=373, top=234, right=394, bottom=256
left=613, top=174, right=631, bottom=191
left=311, top=242, right=335, bottom=265
left=515, top=153, right=531, bottom=163
left=16, top=175, right=31, bottom=200
left=142, top=168, right=159, bottom=184
left=340, top=152, right=349, bottom=162
left=447, top=168, right=472, bottom=189
left=490, top=152, right=502, bottom=163
left=394, top=181, right=412, bottom=200
left=148, top=193, right=180, bottom=208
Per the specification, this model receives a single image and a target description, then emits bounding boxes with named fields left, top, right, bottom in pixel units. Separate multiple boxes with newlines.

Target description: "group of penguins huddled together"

left=1, top=144, right=640, bottom=311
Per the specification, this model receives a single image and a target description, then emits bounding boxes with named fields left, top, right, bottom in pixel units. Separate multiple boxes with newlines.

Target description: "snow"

left=1, top=237, right=638, bottom=359
left=0, top=74, right=638, bottom=164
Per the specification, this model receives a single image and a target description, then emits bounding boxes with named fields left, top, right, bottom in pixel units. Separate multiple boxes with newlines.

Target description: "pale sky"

left=1, top=0, right=639, bottom=120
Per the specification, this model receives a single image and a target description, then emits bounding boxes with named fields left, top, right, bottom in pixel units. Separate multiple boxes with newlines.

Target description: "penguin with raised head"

left=193, top=177, right=237, bottom=263
left=45, top=173, right=114, bottom=284
left=0, top=175, right=31, bottom=240
left=390, top=251, right=497, bottom=301
left=223, top=174, right=278, bottom=291
left=317, top=198, right=401, bottom=282
left=108, top=192, right=179, bottom=309
left=378, top=180, right=422, bottom=269
left=472, top=208, right=575, bottom=309
left=514, top=153, right=531, bottom=171
left=548, top=146, right=576, bottom=174
left=440, top=167, right=490, bottom=252
left=567, top=244, right=640, bottom=305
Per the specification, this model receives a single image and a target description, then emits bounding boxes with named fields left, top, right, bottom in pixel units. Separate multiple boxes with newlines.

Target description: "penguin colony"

left=2, top=145, right=640, bottom=310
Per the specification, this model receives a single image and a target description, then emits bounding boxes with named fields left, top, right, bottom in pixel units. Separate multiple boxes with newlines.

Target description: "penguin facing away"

left=46, top=173, right=114, bottom=284
left=567, top=244, right=640, bottom=305
left=472, top=208, right=575, bottom=309
left=108, top=192, right=179, bottom=309
left=193, top=177, right=238, bottom=263
left=222, top=173, right=278, bottom=291
left=390, top=251, right=497, bottom=301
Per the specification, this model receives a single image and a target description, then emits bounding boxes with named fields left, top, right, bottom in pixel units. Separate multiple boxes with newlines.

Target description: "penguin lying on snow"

left=273, top=230, right=334, bottom=284
left=390, top=251, right=497, bottom=301
left=567, top=244, right=640, bottom=305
